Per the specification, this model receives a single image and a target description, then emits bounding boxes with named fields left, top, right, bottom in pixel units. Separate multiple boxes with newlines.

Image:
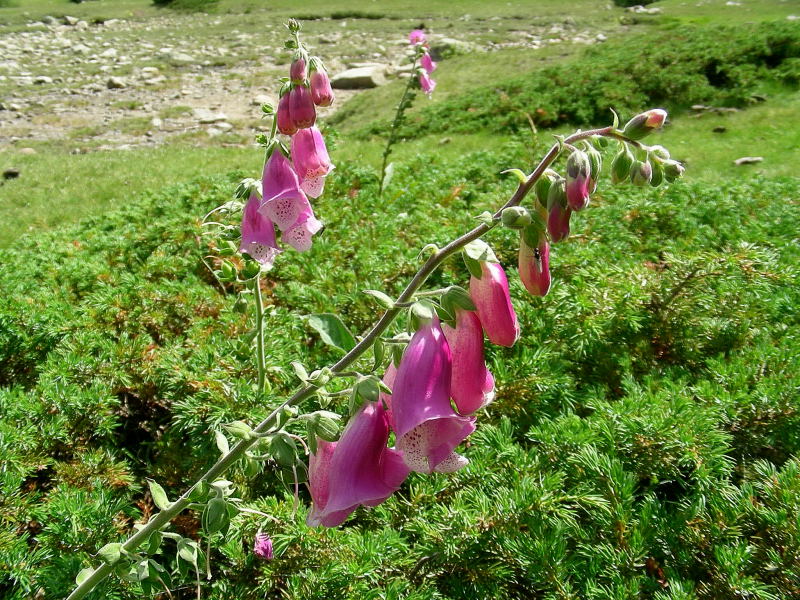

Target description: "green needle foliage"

left=1, top=141, right=799, bottom=598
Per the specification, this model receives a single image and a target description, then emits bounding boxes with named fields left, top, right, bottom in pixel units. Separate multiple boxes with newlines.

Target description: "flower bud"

left=586, top=147, right=602, bottom=194
left=276, top=92, right=297, bottom=136
left=518, top=230, right=551, bottom=297
left=611, top=146, right=634, bottom=184
left=565, top=150, right=591, bottom=212
left=547, top=203, right=572, bottom=243
left=290, top=56, right=307, bottom=83
left=662, top=159, right=685, bottom=182
left=630, top=160, right=653, bottom=186
left=649, top=159, right=664, bottom=187
left=310, top=69, right=334, bottom=107
left=253, top=533, right=274, bottom=560
left=501, top=206, right=532, bottom=229
left=622, top=108, right=667, bottom=140
left=289, top=84, right=316, bottom=129
left=534, top=169, right=558, bottom=209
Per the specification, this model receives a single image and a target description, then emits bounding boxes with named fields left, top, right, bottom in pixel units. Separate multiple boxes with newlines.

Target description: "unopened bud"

left=630, top=160, right=653, bottom=186
left=546, top=176, right=566, bottom=212
left=534, top=169, right=558, bottom=209
left=290, top=56, right=307, bottom=83
left=565, top=150, right=591, bottom=212
left=501, top=206, right=532, bottom=229
left=623, top=109, right=667, bottom=140
left=586, top=147, right=602, bottom=194
left=611, top=146, right=634, bottom=184
left=276, top=92, right=297, bottom=136
left=662, top=160, right=685, bottom=182
left=649, top=145, right=670, bottom=160
left=649, top=159, right=664, bottom=187
left=547, top=203, right=572, bottom=243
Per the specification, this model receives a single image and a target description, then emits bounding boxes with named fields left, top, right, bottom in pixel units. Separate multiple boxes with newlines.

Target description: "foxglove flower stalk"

left=307, top=401, right=409, bottom=527
left=442, top=309, right=495, bottom=415
left=289, top=84, right=316, bottom=129
left=565, top=150, right=591, bottom=211
left=391, top=318, right=475, bottom=473
left=310, top=69, right=334, bottom=107
left=253, top=532, right=274, bottom=560
left=419, top=71, right=436, bottom=96
left=276, top=92, right=297, bottom=136
left=469, top=261, right=520, bottom=347
left=291, top=126, right=334, bottom=198
left=259, top=149, right=322, bottom=252
left=240, top=193, right=280, bottom=267
left=518, top=232, right=551, bottom=297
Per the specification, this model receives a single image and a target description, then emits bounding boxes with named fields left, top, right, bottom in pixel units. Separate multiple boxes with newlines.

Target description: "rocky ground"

left=0, top=10, right=610, bottom=153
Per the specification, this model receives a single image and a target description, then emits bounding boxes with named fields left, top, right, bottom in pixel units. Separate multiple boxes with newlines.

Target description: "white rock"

left=193, top=108, right=228, bottom=123
left=100, top=48, right=117, bottom=59
left=34, top=75, right=53, bottom=84
left=151, top=117, right=163, bottom=129
left=64, top=15, right=79, bottom=26
left=106, top=76, right=127, bottom=89
left=733, top=156, right=763, bottom=166
left=331, top=65, right=387, bottom=89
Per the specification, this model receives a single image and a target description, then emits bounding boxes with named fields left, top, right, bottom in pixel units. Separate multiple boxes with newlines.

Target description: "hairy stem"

left=254, top=275, right=267, bottom=394
left=65, top=125, right=612, bottom=600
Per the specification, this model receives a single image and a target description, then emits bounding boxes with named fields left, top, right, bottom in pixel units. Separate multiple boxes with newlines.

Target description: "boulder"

left=331, top=65, right=386, bottom=89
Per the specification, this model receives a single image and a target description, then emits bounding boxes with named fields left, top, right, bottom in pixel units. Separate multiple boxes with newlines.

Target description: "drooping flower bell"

left=469, top=261, right=520, bottom=347
left=419, top=71, right=436, bottom=96
left=307, top=400, right=410, bottom=527
left=310, top=69, right=334, bottom=107
left=240, top=192, right=281, bottom=267
left=291, top=126, right=334, bottom=199
left=276, top=92, right=297, bottom=136
left=253, top=532, right=274, bottom=560
left=391, top=318, right=475, bottom=474
left=565, top=150, right=591, bottom=212
left=289, top=84, right=316, bottom=130
left=420, top=52, right=437, bottom=74
left=408, top=29, right=427, bottom=45
left=290, top=56, right=307, bottom=83
left=518, top=229, right=551, bottom=297
left=259, top=149, right=322, bottom=252
left=442, top=309, right=495, bottom=415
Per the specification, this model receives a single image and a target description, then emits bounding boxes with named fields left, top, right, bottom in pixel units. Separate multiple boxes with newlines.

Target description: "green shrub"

left=152, top=0, right=219, bottom=11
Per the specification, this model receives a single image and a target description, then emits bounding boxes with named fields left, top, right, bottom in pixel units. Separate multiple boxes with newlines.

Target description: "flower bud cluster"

left=239, top=26, right=335, bottom=269
left=409, top=29, right=437, bottom=96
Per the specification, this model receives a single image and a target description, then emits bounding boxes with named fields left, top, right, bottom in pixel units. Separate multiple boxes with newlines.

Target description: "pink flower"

left=565, top=150, right=591, bottom=211
left=291, top=126, right=334, bottom=199
left=420, top=52, right=437, bottom=74
left=258, top=150, right=322, bottom=252
left=253, top=532, right=274, bottom=560
left=419, top=72, right=436, bottom=96
left=276, top=92, right=297, bottom=136
left=290, top=57, right=307, bottom=83
left=391, top=318, right=475, bottom=474
left=310, top=70, right=335, bottom=107
left=518, top=233, right=551, bottom=297
left=442, top=309, right=495, bottom=415
left=409, top=29, right=426, bottom=45
left=307, top=401, right=409, bottom=527
left=289, top=84, right=316, bottom=130
left=547, top=203, right=572, bottom=243
left=240, top=193, right=281, bottom=267
left=469, top=262, right=520, bottom=347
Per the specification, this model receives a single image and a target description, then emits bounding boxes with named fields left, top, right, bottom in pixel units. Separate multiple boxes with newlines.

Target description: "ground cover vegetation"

left=1, top=0, right=799, bottom=599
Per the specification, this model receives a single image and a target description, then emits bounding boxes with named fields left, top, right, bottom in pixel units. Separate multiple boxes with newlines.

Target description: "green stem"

left=254, top=274, right=267, bottom=394
left=378, top=57, right=418, bottom=197
left=65, top=125, right=612, bottom=600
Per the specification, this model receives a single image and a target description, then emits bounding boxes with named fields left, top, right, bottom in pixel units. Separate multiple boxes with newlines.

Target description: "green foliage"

left=344, top=21, right=800, bottom=139
left=152, top=0, right=218, bottom=11
left=0, top=143, right=799, bottom=597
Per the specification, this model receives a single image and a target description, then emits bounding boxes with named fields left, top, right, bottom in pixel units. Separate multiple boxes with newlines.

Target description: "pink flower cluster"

left=240, top=59, right=335, bottom=267
left=409, top=29, right=437, bottom=96
left=307, top=258, right=536, bottom=527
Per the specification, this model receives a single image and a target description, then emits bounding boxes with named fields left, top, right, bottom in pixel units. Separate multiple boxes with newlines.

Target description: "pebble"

left=106, top=76, right=127, bottom=89
left=734, top=156, right=763, bottom=166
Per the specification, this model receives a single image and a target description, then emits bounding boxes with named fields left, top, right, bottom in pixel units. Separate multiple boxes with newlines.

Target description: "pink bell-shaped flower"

left=442, top=309, right=495, bottom=415
left=291, top=126, right=334, bottom=199
left=469, top=261, right=520, bottom=347
left=519, top=232, right=551, bottom=297
left=391, top=318, right=475, bottom=474
left=310, top=69, right=335, bottom=107
left=253, top=532, right=274, bottom=560
left=420, top=52, right=437, bottom=74
left=419, top=72, right=436, bottom=96
left=307, top=400, right=410, bottom=527
left=258, top=150, right=322, bottom=252
left=289, top=84, right=316, bottom=130
left=290, top=57, right=307, bottom=83
left=565, top=150, right=591, bottom=211
left=408, top=29, right=426, bottom=45
left=240, top=193, right=281, bottom=267
left=547, top=203, right=572, bottom=243
left=276, top=92, right=297, bottom=136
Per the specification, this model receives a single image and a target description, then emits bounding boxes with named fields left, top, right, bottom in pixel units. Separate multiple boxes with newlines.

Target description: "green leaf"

left=76, top=568, right=94, bottom=585
left=188, top=480, right=210, bottom=503
left=177, top=539, right=198, bottom=565
left=97, top=542, right=122, bottom=565
left=223, top=420, right=254, bottom=440
left=363, top=289, right=395, bottom=309
left=463, top=253, right=483, bottom=279
left=214, top=430, right=230, bottom=456
left=270, top=434, right=298, bottom=467
left=305, top=313, right=356, bottom=352
left=202, top=497, right=230, bottom=536
left=500, top=168, right=528, bottom=185
left=356, top=376, right=381, bottom=404
left=443, top=286, right=476, bottom=311
left=146, top=531, right=162, bottom=555
left=475, top=210, right=495, bottom=227
left=372, top=338, right=385, bottom=372
left=291, top=361, right=309, bottom=382
left=463, top=239, right=497, bottom=263
left=411, top=300, right=435, bottom=322
left=147, top=480, right=170, bottom=511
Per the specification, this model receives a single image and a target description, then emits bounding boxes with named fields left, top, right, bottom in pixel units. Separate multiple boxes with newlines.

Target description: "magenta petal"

left=442, top=309, right=495, bottom=415
left=392, top=319, right=475, bottom=473
left=306, top=401, right=410, bottom=528
left=519, top=234, right=551, bottom=297
left=291, top=127, right=334, bottom=200
left=566, top=175, right=590, bottom=211
left=469, top=262, right=521, bottom=347
left=282, top=214, right=322, bottom=252
left=310, top=70, right=335, bottom=107
left=380, top=363, right=397, bottom=431
left=240, top=193, right=281, bottom=266
left=420, top=52, right=437, bottom=74
left=419, top=72, right=436, bottom=96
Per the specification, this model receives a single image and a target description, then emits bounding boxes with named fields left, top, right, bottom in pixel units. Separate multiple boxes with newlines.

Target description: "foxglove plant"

left=66, top=18, right=684, bottom=600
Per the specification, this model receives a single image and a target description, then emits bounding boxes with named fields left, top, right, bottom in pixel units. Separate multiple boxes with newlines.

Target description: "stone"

left=42, top=16, right=58, bottom=26
left=331, top=65, right=386, bottom=89
left=150, top=117, right=163, bottom=129
left=168, top=52, right=195, bottom=65
left=64, top=15, right=79, bottom=26
left=251, top=94, right=271, bottom=106
left=72, top=44, right=91, bottom=55
left=19, top=147, right=37, bottom=155
left=429, top=37, right=480, bottom=61
left=100, top=48, right=117, bottom=59
left=106, top=76, right=127, bottom=89
left=733, top=156, right=763, bottom=166
left=76, top=21, right=89, bottom=30
left=193, top=108, right=228, bottom=123
left=215, top=121, right=233, bottom=131
left=34, top=75, right=53, bottom=84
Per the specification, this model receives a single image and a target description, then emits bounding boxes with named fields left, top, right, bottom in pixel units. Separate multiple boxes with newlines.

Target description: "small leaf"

left=417, top=243, right=439, bottom=260
left=363, top=289, right=395, bottom=310
left=202, top=497, right=230, bottom=536
left=501, top=168, right=528, bottom=185
left=177, top=539, right=198, bottom=565
left=372, top=338, right=385, bottom=372
left=306, top=421, right=318, bottom=455
left=97, top=542, right=122, bottom=565
left=411, top=300, right=435, bottom=322
left=76, top=567, right=94, bottom=585
left=475, top=211, right=495, bottom=227
left=214, top=431, right=230, bottom=456
left=463, top=254, right=483, bottom=279
left=223, top=420, right=254, bottom=440
left=610, top=107, right=620, bottom=129
left=270, top=434, right=298, bottom=467
left=147, top=480, right=170, bottom=511
left=291, top=361, right=309, bottom=382
left=443, top=286, right=476, bottom=311
left=305, top=313, right=356, bottom=352
left=146, top=531, right=162, bottom=555
left=188, top=480, right=210, bottom=503
left=463, top=239, right=498, bottom=263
